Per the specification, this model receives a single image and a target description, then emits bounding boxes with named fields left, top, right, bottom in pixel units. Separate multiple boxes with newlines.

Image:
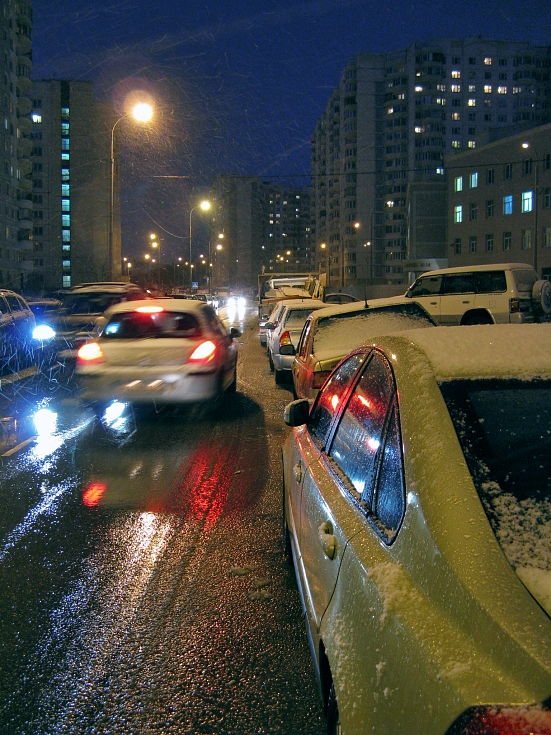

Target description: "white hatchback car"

left=76, top=299, right=239, bottom=411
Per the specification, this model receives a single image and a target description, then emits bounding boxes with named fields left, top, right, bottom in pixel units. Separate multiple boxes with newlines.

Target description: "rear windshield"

left=102, top=311, right=203, bottom=339
left=513, top=269, right=538, bottom=293
left=441, top=379, right=551, bottom=584
left=313, top=303, right=435, bottom=353
left=63, top=293, right=126, bottom=315
left=284, top=307, right=322, bottom=328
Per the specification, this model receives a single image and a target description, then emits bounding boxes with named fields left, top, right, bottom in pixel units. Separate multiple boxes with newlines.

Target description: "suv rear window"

left=513, top=269, right=538, bottom=293
left=103, top=310, right=203, bottom=339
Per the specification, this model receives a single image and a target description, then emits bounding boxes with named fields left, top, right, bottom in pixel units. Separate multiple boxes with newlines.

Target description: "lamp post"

left=149, top=233, right=162, bottom=289
left=522, top=141, right=539, bottom=275
left=189, top=200, right=211, bottom=289
left=109, top=102, right=153, bottom=280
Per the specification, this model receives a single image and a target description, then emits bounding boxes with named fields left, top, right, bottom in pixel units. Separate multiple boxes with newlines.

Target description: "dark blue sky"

left=30, top=0, right=550, bottom=254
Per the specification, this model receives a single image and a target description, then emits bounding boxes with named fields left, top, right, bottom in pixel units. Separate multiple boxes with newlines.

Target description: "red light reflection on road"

left=82, top=482, right=107, bottom=507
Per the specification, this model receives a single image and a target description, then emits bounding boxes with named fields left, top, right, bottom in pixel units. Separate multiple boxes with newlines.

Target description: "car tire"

left=274, top=368, right=286, bottom=385
left=228, top=367, right=237, bottom=393
left=326, top=683, right=341, bottom=735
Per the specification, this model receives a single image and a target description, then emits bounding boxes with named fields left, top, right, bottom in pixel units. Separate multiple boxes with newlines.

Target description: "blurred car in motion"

left=0, top=289, right=36, bottom=375
left=76, top=298, right=239, bottom=412
left=283, top=323, right=551, bottom=735
left=265, top=299, right=326, bottom=384
left=47, top=282, right=149, bottom=368
left=292, top=300, right=437, bottom=400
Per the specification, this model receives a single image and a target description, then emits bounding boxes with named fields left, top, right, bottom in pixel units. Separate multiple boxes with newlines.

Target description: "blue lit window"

left=503, top=195, right=513, bottom=215
left=62, top=184, right=70, bottom=196
left=62, top=214, right=70, bottom=227
left=522, top=190, right=534, bottom=213
left=62, top=229, right=71, bottom=242
left=61, top=169, right=70, bottom=181
left=61, top=199, right=70, bottom=212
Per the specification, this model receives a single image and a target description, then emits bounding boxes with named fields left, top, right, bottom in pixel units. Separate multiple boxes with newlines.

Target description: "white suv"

left=402, top=263, right=551, bottom=325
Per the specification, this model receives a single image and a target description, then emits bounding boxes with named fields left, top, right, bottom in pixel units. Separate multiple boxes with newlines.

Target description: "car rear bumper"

left=77, top=370, right=221, bottom=404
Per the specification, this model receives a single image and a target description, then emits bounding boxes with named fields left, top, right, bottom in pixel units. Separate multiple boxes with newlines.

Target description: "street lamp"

left=189, top=200, right=211, bottom=289
left=109, top=101, right=154, bottom=280
left=522, top=141, right=539, bottom=274
left=150, top=232, right=161, bottom=288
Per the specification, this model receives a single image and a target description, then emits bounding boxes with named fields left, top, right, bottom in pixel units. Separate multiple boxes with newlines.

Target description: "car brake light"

left=446, top=704, right=551, bottom=735
left=510, top=297, right=520, bottom=313
left=279, top=330, right=293, bottom=347
left=188, top=340, right=216, bottom=363
left=312, top=370, right=331, bottom=389
left=77, top=342, right=105, bottom=365
left=135, top=305, right=164, bottom=313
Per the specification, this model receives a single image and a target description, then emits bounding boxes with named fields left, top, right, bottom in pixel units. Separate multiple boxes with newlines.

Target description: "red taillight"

left=135, top=305, right=164, bottom=313
left=77, top=342, right=105, bottom=365
left=312, top=370, right=331, bottom=389
left=447, top=705, right=551, bottom=735
left=188, top=340, right=217, bottom=364
left=279, top=330, right=292, bottom=347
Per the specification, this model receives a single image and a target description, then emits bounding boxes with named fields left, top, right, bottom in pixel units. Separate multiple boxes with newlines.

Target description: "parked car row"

left=272, top=264, right=551, bottom=735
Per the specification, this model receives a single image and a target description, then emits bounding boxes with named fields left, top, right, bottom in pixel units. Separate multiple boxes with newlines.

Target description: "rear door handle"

left=318, top=521, right=337, bottom=560
left=293, top=461, right=303, bottom=483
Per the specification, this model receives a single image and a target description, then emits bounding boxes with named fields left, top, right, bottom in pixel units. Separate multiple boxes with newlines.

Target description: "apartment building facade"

left=0, top=0, right=33, bottom=292
left=311, top=38, right=551, bottom=293
left=210, top=176, right=313, bottom=291
left=447, top=122, right=551, bottom=279
left=30, top=80, right=114, bottom=292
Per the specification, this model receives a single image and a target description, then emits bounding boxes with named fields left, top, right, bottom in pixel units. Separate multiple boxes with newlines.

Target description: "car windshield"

left=441, top=379, right=551, bottom=597
left=284, top=307, right=321, bottom=328
left=102, top=310, right=203, bottom=339
left=313, top=304, right=435, bottom=353
left=63, top=293, right=125, bottom=315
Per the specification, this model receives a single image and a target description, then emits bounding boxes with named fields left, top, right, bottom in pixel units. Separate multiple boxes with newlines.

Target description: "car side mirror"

left=264, top=322, right=275, bottom=329
left=283, top=398, right=310, bottom=427
left=279, top=344, right=295, bottom=356
left=230, top=327, right=240, bottom=339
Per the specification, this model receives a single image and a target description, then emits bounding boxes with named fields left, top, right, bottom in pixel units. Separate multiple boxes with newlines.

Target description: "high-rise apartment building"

left=312, top=38, right=551, bottom=292
left=30, top=80, right=114, bottom=291
left=0, top=0, right=33, bottom=291
left=210, top=176, right=313, bottom=291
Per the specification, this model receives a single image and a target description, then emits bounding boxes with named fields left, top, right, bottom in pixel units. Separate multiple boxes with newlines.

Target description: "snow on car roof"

left=310, top=296, right=411, bottom=320
left=376, top=324, right=551, bottom=381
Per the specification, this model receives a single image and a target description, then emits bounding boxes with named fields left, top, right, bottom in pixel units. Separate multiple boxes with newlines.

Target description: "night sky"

left=30, top=0, right=551, bottom=258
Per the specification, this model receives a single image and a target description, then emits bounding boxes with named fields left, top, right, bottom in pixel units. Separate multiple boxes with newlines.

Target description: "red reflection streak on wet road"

left=82, top=482, right=108, bottom=507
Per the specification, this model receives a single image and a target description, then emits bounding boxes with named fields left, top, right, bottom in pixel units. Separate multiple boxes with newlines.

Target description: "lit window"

left=415, top=85, right=423, bottom=92
left=454, top=176, right=463, bottom=192
left=503, top=195, right=513, bottom=215
left=468, top=141, right=476, bottom=148
left=484, top=57, right=492, bottom=65
left=454, top=205, right=463, bottom=223
left=61, top=199, right=70, bottom=212
left=31, top=114, right=42, bottom=123
left=451, top=84, right=461, bottom=93
left=452, top=140, right=461, bottom=149
left=522, top=190, right=534, bottom=212
left=468, top=99, right=476, bottom=107
left=451, top=112, right=460, bottom=120
left=470, top=172, right=478, bottom=188
left=469, top=85, right=476, bottom=92
left=498, top=86, right=507, bottom=94
left=452, top=70, right=461, bottom=78
left=484, top=85, right=492, bottom=93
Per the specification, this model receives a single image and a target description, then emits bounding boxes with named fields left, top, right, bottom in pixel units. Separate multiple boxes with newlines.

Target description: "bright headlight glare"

left=33, top=325, right=56, bottom=341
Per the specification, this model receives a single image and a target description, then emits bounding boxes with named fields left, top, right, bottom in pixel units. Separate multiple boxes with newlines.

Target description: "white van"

left=402, top=263, right=551, bottom=325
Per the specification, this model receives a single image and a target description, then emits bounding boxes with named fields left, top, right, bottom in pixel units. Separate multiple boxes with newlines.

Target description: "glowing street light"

left=189, top=200, right=211, bottom=289
left=109, top=100, right=154, bottom=279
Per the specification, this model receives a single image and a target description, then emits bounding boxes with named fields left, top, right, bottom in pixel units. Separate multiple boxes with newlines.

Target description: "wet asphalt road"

left=0, top=304, right=326, bottom=734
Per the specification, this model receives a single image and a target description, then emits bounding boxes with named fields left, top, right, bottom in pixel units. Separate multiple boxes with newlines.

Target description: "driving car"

left=0, top=289, right=36, bottom=375
left=265, top=299, right=326, bottom=384
left=291, top=300, right=437, bottom=400
left=47, top=282, right=149, bottom=368
left=75, top=298, right=239, bottom=413
left=283, top=323, right=551, bottom=735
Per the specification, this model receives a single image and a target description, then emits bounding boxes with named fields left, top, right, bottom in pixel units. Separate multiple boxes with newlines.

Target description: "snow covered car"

left=76, top=299, right=239, bottom=412
left=283, top=323, right=551, bottom=735
left=291, top=300, right=437, bottom=400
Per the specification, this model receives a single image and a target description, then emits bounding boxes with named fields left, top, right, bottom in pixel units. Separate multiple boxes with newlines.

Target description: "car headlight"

left=33, top=324, right=56, bottom=341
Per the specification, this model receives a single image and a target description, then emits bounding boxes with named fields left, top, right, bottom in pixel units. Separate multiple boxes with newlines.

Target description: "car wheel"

left=228, top=368, right=237, bottom=393
left=274, top=368, right=286, bottom=385
left=326, top=683, right=341, bottom=735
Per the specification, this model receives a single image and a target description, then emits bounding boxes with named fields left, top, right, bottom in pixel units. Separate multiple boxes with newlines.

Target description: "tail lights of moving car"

left=135, top=305, right=164, bottom=314
left=447, top=703, right=551, bottom=735
left=188, top=340, right=216, bottom=364
left=77, top=342, right=105, bottom=365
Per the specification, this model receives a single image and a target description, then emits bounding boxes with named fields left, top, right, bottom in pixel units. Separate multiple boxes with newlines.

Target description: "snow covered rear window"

left=102, top=310, right=203, bottom=340
left=283, top=307, right=322, bottom=328
left=513, top=268, right=538, bottom=293
left=441, top=379, right=551, bottom=612
left=313, top=303, right=436, bottom=353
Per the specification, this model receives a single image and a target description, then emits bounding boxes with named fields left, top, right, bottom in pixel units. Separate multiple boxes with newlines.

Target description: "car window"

left=297, top=318, right=313, bottom=359
left=441, top=379, right=551, bottom=577
left=408, top=275, right=442, bottom=297
left=329, top=352, right=394, bottom=500
left=373, top=398, right=405, bottom=538
left=103, top=311, right=203, bottom=339
left=283, top=307, right=319, bottom=328
left=475, top=270, right=507, bottom=293
left=63, top=293, right=122, bottom=314
left=441, top=273, right=475, bottom=294
left=512, top=269, right=538, bottom=293
left=309, top=352, right=367, bottom=446
left=0, top=296, right=9, bottom=315
left=4, top=294, right=23, bottom=313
